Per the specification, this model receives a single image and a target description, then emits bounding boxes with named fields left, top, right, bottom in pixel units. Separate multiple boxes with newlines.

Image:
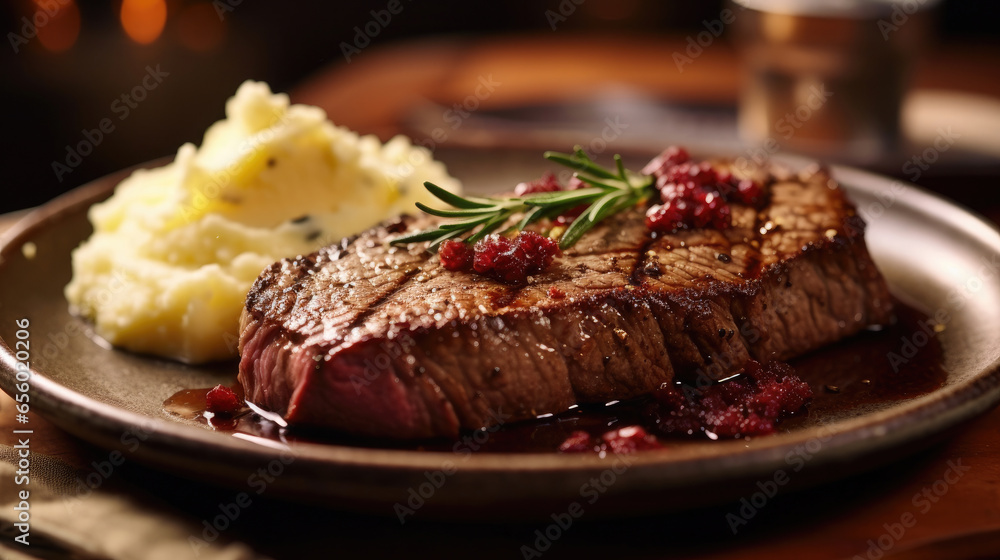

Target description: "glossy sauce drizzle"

left=164, top=300, right=947, bottom=453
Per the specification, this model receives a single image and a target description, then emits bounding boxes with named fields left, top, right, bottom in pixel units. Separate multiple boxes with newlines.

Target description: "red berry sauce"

left=474, top=232, right=561, bottom=283
left=514, top=172, right=562, bottom=196
left=440, top=232, right=561, bottom=284
left=558, top=360, right=810, bottom=452
left=652, top=360, right=812, bottom=438
left=558, top=430, right=596, bottom=453
left=643, top=146, right=766, bottom=233
left=553, top=204, right=588, bottom=226
left=438, top=239, right=474, bottom=271
left=442, top=146, right=764, bottom=279
left=205, top=385, right=243, bottom=415
left=602, top=426, right=663, bottom=453
left=516, top=173, right=588, bottom=224
left=559, top=426, right=663, bottom=454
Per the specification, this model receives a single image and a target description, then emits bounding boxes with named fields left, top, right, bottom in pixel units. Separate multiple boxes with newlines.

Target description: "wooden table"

left=4, top=33, right=1000, bottom=559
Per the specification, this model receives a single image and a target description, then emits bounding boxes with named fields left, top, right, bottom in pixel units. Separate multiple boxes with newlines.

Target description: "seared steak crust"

left=238, top=165, right=893, bottom=438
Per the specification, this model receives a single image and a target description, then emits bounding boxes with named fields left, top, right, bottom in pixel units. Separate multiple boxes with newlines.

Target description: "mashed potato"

left=65, top=80, right=460, bottom=363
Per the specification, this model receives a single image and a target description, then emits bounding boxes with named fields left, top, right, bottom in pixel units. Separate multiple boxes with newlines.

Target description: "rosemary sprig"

left=391, top=147, right=655, bottom=250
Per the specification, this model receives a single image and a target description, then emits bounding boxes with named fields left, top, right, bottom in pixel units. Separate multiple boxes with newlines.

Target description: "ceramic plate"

left=1, top=148, right=999, bottom=518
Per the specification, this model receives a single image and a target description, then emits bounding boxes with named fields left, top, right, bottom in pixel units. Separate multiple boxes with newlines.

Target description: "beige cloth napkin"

left=0, top=445, right=269, bottom=560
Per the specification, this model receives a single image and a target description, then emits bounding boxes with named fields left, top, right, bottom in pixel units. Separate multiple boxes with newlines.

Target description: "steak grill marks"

left=238, top=164, right=893, bottom=439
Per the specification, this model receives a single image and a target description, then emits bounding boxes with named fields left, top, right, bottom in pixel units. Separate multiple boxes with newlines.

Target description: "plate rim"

left=1, top=151, right=999, bottom=505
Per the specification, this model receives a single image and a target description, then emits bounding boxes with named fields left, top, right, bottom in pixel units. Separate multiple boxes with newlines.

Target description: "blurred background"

left=2, top=0, right=1000, bottom=217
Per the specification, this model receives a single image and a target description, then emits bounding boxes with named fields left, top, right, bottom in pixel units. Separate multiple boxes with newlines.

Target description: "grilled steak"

left=238, top=163, right=893, bottom=439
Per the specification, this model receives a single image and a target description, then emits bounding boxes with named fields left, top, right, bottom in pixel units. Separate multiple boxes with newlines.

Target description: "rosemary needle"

left=391, top=147, right=655, bottom=250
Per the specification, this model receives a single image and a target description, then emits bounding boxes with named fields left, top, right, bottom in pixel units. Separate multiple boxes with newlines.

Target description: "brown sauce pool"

left=164, top=300, right=947, bottom=453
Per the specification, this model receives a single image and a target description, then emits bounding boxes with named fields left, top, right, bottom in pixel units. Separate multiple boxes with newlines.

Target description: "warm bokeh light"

left=176, top=3, right=225, bottom=52
left=761, top=12, right=797, bottom=44
left=34, top=0, right=80, bottom=52
left=120, top=0, right=167, bottom=44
